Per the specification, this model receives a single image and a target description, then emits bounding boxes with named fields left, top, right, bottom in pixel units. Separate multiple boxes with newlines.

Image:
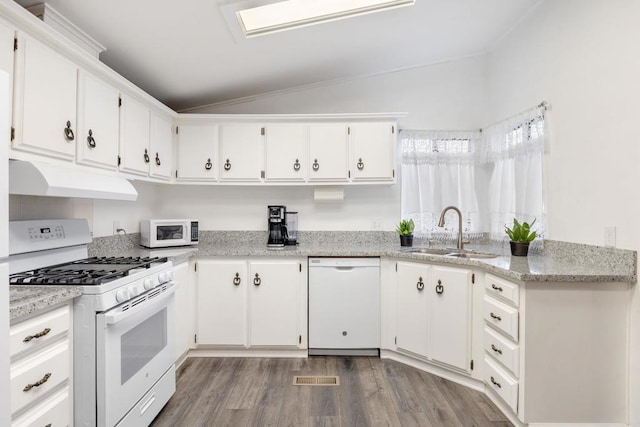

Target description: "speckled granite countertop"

left=9, top=286, right=82, bottom=322
left=11, top=231, right=636, bottom=321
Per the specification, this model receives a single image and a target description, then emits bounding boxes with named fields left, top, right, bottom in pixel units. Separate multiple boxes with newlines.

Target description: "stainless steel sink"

left=401, top=247, right=453, bottom=255
left=402, top=247, right=499, bottom=259
left=446, top=252, right=499, bottom=259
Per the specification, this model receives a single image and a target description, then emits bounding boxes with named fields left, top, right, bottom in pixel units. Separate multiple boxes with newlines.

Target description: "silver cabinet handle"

left=253, top=273, right=261, bottom=286
left=224, top=159, right=231, bottom=171
left=312, top=159, right=319, bottom=171
left=64, top=121, right=75, bottom=141
left=491, top=344, right=503, bottom=355
left=205, top=158, right=212, bottom=170
left=233, top=273, right=241, bottom=286
left=143, top=149, right=150, bottom=163
left=435, top=279, right=444, bottom=294
left=155, top=152, right=161, bottom=166
left=356, top=158, right=364, bottom=170
left=416, top=276, right=424, bottom=291
left=491, top=283, right=503, bottom=292
left=490, top=312, right=502, bottom=321
left=293, top=159, right=301, bottom=171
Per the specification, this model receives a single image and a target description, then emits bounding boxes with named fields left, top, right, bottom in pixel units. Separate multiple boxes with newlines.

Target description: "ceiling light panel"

left=237, top=0, right=415, bottom=37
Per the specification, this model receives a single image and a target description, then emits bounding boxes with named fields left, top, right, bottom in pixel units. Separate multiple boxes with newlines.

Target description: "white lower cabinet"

left=174, top=260, right=196, bottom=361
left=9, top=303, right=73, bottom=425
left=197, top=258, right=306, bottom=348
left=396, top=261, right=472, bottom=372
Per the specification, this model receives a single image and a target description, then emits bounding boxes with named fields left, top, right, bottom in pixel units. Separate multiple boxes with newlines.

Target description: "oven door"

left=151, top=221, right=190, bottom=248
left=96, top=285, right=176, bottom=427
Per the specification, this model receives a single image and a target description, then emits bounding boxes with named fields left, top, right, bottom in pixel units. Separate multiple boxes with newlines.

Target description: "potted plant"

left=396, top=219, right=415, bottom=247
left=505, top=218, right=537, bottom=256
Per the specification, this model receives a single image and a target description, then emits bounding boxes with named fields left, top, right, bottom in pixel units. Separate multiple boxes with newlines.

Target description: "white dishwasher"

left=308, top=257, right=380, bottom=356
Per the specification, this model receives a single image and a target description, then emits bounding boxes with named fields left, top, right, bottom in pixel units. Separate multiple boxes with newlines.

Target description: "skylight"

left=236, top=0, right=415, bottom=38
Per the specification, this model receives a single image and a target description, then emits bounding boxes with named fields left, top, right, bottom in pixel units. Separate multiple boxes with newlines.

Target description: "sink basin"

left=446, top=252, right=499, bottom=259
left=402, top=247, right=453, bottom=255
left=402, top=247, right=499, bottom=259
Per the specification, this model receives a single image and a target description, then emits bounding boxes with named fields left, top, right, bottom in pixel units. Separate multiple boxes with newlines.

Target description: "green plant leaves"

left=396, top=219, right=415, bottom=236
left=504, top=218, right=537, bottom=242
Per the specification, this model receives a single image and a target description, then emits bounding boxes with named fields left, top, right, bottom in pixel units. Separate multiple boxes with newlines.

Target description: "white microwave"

left=140, top=219, right=199, bottom=248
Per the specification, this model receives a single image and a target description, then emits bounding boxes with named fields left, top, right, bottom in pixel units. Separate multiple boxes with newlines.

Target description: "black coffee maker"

left=267, top=205, right=287, bottom=248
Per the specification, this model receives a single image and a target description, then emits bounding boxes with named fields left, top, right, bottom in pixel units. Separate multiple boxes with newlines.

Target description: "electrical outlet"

left=371, top=219, right=382, bottom=230
left=113, top=220, right=120, bottom=235
left=604, top=226, right=616, bottom=247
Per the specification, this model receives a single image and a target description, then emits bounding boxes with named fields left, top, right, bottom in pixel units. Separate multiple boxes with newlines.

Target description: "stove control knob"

left=158, top=272, right=169, bottom=283
left=129, top=286, right=140, bottom=297
left=115, top=289, right=129, bottom=303
left=143, top=278, right=155, bottom=290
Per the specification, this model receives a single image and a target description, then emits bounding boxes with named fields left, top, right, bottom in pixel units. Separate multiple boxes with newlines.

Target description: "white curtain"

left=400, top=104, right=547, bottom=241
left=485, top=106, right=546, bottom=239
left=400, top=130, right=485, bottom=240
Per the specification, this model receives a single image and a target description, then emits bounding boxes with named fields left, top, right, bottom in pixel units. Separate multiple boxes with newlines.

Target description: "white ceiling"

left=14, top=0, right=541, bottom=111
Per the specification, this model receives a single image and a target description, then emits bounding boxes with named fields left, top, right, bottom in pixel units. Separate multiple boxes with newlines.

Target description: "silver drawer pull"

left=491, top=344, right=503, bottom=355
left=491, top=283, right=503, bottom=292
left=490, top=376, right=502, bottom=388
left=23, top=327, right=51, bottom=342
left=23, top=372, right=51, bottom=392
left=490, top=312, right=502, bottom=321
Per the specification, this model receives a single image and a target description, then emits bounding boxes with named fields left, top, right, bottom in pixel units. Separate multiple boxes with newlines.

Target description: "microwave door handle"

left=104, top=284, right=176, bottom=326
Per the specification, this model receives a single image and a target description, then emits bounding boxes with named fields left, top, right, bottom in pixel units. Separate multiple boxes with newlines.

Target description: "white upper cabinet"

left=350, top=122, right=396, bottom=182
left=176, top=124, right=219, bottom=182
left=219, top=123, right=263, bottom=182
left=118, top=95, right=150, bottom=176
left=149, top=112, right=173, bottom=180
left=308, top=124, right=349, bottom=182
left=76, top=71, right=120, bottom=170
left=12, top=33, right=77, bottom=161
left=264, top=124, right=307, bottom=182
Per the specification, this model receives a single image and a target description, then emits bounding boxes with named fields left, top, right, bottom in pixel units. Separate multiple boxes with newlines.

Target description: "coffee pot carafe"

left=285, top=211, right=298, bottom=245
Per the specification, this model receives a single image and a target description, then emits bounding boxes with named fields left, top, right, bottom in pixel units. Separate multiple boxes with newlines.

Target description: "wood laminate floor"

left=151, top=357, right=512, bottom=427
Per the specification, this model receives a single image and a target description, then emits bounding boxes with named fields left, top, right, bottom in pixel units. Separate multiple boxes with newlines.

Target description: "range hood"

left=9, top=160, right=138, bottom=201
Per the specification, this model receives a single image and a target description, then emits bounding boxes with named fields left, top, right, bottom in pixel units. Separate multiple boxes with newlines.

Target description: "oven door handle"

left=104, top=284, right=176, bottom=326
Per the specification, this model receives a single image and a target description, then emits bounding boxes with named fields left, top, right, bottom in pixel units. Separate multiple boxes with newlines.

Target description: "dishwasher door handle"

left=334, top=266, right=355, bottom=271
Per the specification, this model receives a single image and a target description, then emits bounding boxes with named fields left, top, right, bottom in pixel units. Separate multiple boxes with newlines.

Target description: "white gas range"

left=9, top=219, right=176, bottom=427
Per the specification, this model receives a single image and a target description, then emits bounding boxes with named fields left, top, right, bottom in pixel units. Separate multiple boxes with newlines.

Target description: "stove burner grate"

left=10, top=256, right=168, bottom=286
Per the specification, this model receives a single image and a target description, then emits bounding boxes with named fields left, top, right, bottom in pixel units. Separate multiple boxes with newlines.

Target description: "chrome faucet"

left=437, top=206, right=466, bottom=250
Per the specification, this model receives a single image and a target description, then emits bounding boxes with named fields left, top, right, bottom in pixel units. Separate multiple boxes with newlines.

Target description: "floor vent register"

left=293, top=376, right=340, bottom=386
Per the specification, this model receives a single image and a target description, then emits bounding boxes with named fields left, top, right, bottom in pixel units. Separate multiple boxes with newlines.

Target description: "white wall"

left=486, top=1, right=640, bottom=424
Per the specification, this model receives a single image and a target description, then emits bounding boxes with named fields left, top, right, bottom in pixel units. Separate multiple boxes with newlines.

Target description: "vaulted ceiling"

left=14, top=0, right=541, bottom=111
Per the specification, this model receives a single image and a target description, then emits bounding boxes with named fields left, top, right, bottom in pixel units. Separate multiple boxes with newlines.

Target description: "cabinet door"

left=197, top=260, right=247, bottom=346
left=13, top=33, right=77, bottom=160
left=308, top=124, right=349, bottom=182
left=350, top=122, right=396, bottom=182
left=428, top=266, right=471, bottom=371
left=396, top=261, right=429, bottom=357
left=119, top=95, right=150, bottom=176
left=219, top=124, right=263, bottom=182
left=176, top=124, right=218, bottom=181
left=249, top=260, right=300, bottom=347
left=76, top=71, right=120, bottom=170
left=264, top=124, right=307, bottom=182
left=149, top=113, right=173, bottom=180
left=173, top=262, right=192, bottom=360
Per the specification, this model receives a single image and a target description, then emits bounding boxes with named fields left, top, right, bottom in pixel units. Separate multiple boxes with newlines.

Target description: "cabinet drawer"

left=484, top=326, right=519, bottom=378
left=11, top=339, right=70, bottom=414
left=484, top=355, right=518, bottom=413
left=12, top=385, right=70, bottom=427
left=484, top=295, right=519, bottom=342
left=10, top=304, right=70, bottom=358
left=485, top=274, right=519, bottom=307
